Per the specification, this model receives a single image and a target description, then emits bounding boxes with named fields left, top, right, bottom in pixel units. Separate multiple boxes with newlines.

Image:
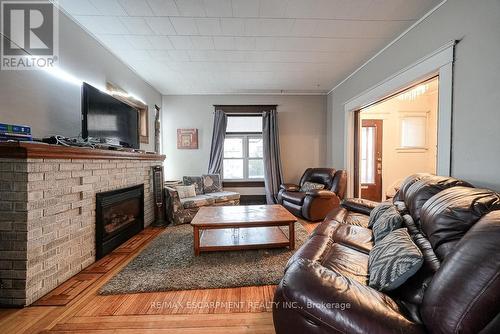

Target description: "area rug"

left=99, top=222, right=308, bottom=295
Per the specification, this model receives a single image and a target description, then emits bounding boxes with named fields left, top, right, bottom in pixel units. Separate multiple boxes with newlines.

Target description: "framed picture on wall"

left=177, top=128, right=198, bottom=149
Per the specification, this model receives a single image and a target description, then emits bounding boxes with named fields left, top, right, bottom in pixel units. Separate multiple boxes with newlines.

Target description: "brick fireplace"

left=0, top=142, right=165, bottom=307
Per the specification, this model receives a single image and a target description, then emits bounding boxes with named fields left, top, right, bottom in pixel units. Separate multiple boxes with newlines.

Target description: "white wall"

left=0, top=11, right=161, bottom=151
left=327, top=0, right=500, bottom=190
left=162, top=95, right=327, bottom=188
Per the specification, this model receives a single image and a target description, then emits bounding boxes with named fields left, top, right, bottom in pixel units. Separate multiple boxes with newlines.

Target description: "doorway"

left=355, top=77, right=439, bottom=201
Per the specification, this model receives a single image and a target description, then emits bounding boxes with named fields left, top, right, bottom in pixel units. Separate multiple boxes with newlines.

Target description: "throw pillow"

left=368, top=202, right=393, bottom=228
left=300, top=181, right=325, bottom=192
left=201, top=174, right=222, bottom=193
left=368, top=228, right=424, bottom=291
left=371, top=205, right=404, bottom=243
left=175, top=184, right=196, bottom=199
left=183, top=176, right=204, bottom=195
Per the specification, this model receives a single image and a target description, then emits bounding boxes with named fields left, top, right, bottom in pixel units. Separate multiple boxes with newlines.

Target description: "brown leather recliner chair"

left=277, top=168, right=347, bottom=221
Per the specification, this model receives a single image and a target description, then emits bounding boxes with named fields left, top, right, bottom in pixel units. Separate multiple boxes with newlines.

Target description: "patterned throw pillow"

left=368, top=202, right=393, bottom=228
left=371, top=205, right=404, bottom=243
left=368, top=228, right=424, bottom=291
left=300, top=181, right=325, bottom=192
left=183, top=176, right=204, bottom=195
left=175, top=184, right=196, bottom=199
left=201, top=174, right=222, bottom=193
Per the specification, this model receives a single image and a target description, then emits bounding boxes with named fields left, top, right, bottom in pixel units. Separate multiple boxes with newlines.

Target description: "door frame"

left=344, top=41, right=456, bottom=198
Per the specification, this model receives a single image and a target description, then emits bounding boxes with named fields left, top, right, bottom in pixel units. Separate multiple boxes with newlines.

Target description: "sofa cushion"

left=183, top=176, right=204, bottom=195
left=175, top=184, right=196, bottom=199
left=281, top=191, right=307, bottom=206
left=201, top=174, right=222, bottom=193
left=300, top=181, right=324, bottom=192
left=180, top=195, right=215, bottom=209
left=371, top=205, right=404, bottom=243
left=369, top=229, right=424, bottom=291
left=312, top=220, right=373, bottom=254
left=368, top=202, right=393, bottom=227
left=345, top=211, right=370, bottom=228
left=204, top=191, right=240, bottom=203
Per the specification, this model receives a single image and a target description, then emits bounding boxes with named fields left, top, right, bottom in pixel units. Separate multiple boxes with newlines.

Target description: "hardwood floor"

left=0, top=220, right=318, bottom=334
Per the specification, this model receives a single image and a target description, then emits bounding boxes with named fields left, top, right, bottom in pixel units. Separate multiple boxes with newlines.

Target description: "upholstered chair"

left=277, top=168, right=347, bottom=221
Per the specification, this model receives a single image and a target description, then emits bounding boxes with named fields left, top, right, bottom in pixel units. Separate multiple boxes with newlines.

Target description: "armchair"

left=277, top=168, right=347, bottom=221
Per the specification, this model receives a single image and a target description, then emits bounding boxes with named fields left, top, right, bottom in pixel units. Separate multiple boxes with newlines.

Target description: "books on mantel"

left=0, top=123, right=32, bottom=142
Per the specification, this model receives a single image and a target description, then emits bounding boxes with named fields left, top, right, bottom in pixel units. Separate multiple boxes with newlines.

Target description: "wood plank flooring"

left=0, top=220, right=318, bottom=334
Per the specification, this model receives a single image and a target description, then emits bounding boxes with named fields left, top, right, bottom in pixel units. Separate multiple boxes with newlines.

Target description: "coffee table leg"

left=194, top=226, right=200, bottom=256
left=289, top=221, right=295, bottom=250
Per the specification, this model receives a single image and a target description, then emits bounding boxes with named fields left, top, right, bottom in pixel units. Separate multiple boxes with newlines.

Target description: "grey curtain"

left=263, top=109, right=284, bottom=204
left=207, top=109, right=227, bottom=175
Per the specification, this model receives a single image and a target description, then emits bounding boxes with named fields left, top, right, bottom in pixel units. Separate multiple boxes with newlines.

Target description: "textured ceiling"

left=56, top=0, right=441, bottom=95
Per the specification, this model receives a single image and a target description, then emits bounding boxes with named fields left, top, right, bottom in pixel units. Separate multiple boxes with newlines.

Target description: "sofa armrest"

left=275, top=259, right=424, bottom=334
left=280, top=183, right=300, bottom=192
left=341, top=198, right=379, bottom=215
left=305, top=189, right=337, bottom=198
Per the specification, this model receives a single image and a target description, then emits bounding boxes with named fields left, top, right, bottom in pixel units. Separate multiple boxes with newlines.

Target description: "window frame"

left=223, top=113, right=264, bottom=182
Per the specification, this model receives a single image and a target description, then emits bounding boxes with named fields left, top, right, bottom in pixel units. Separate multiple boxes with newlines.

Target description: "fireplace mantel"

left=0, top=142, right=165, bottom=161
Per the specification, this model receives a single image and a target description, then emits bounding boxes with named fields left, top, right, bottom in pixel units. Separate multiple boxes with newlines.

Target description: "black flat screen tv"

left=82, top=82, right=139, bottom=149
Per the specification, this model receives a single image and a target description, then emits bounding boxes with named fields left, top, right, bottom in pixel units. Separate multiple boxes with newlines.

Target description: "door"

left=360, top=120, right=383, bottom=201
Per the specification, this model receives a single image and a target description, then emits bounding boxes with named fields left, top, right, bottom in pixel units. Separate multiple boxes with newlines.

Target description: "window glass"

left=226, top=116, right=262, bottom=133
left=223, top=159, right=244, bottom=179
left=361, top=126, right=375, bottom=184
left=223, top=138, right=243, bottom=158
left=248, top=138, right=263, bottom=158
left=400, top=116, right=427, bottom=148
left=248, top=159, right=264, bottom=179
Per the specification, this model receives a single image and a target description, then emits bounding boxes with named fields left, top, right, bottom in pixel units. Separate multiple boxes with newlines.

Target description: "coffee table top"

left=191, top=205, right=296, bottom=227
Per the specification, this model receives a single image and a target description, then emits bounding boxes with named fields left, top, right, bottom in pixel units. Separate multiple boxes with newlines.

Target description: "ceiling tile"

left=169, top=36, right=195, bottom=49
left=259, top=0, right=288, bottom=18
left=174, top=0, right=206, bottom=17
left=74, top=16, right=128, bottom=35
left=190, top=36, right=215, bottom=49
left=118, top=0, right=154, bottom=16
left=170, top=17, right=200, bottom=35
left=203, top=0, right=232, bottom=17
left=146, top=17, right=177, bottom=35
left=57, top=0, right=99, bottom=16
left=120, top=17, right=154, bottom=35
left=220, top=18, right=245, bottom=35
left=96, top=34, right=133, bottom=50
left=147, top=0, right=180, bottom=16
left=244, top=19, right=294, bottom=36
left=89, top=0, right=126, bottom=15
left=231, top=0, right=259, bottom=17
left=148, top=36, right=175, bottom=49
left=168, top=50, right=191, bottom=61
left=213, top=36, right=234, bottom=49
left=195, top=18, right=222, bottom=35
left=125, top=35, right=155, bottom=49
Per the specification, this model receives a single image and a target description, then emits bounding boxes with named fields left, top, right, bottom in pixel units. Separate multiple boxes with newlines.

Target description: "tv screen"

left=81, top=82, right=139, bottom=149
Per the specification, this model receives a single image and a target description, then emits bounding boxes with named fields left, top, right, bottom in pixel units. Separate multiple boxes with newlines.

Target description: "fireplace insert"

left=96, top=184, right=144, bottom=259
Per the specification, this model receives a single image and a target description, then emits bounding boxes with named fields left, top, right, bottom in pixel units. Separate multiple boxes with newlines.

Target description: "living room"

left=1, top=0, right=499, bottom=333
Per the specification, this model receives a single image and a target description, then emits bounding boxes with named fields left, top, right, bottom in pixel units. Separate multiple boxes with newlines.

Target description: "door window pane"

left=248, top=138, right=263, bottom=158
left=224, top=138, right=243, bottom=158
left=361, top=127, right=375, bottom=184
left=223, top=159, right=244, bottom=179
left=248, top=159, right=264, bottom=179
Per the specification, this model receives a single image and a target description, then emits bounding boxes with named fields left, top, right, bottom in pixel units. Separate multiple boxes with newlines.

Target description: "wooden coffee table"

left=190, top=205, right=297, bottom=256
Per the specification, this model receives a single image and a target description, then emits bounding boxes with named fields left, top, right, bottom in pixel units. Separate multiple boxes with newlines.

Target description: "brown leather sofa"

left=273, top=174, right=500, bottom=334
left=277, top=168, right=347, bottom=222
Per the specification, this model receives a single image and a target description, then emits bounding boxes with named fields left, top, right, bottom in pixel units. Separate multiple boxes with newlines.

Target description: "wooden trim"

left=0, top=142, right=165, bottom=161
left=223, top=181, right=264, bottom=187
left=213, top=105, right=277, bottom=114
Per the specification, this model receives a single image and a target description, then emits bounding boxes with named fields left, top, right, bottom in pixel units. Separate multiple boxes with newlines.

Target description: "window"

left=223, top=115, right=263, bottom=180
left=399, top=112, right=429, bottom=149
left=360, top=126, right=375, bottom=184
